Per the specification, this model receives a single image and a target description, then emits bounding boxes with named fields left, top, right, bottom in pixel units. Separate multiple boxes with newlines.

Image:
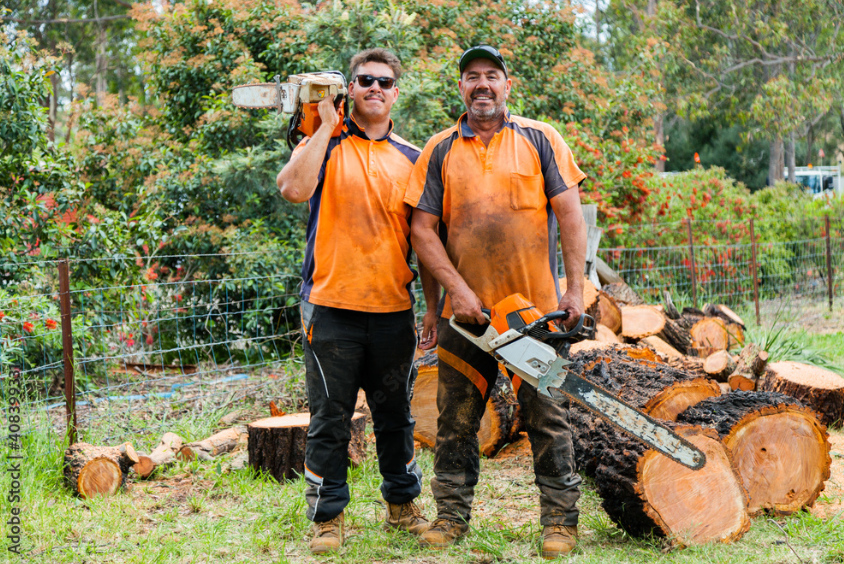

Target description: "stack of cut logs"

left=407, top=276, right=842, bottom=546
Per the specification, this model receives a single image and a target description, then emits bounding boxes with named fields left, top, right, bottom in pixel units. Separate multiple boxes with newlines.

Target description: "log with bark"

left=247, top=412, right=367, bottom=481
left=178, top=426, right=248, bottom=461
left=64, top=442, right=138, bottom=498
left=677, top=391, right=831, bottom=515
left=592, top=419, right=750, bottom=544
left=412, top=352, right=521, bottom=457
left=597, top=292, right=622, bottom=334
left=569, top=347, right=720, bottom=474
left=134, top=433, right=183, bottom=479
left=690, top=317, right=744, bottom=357
left=703, top=350, right=737, bottom=382
left=662, top=291, right=681, bottom=320
left=620, top=305, right=693, bottom=354
left=602, top=281, right=644, bottom=306
left=733, top=343, right=769, bottom=379
left=703, top=304, right=746, bottom=329
left=758, top=361, right=844, bottom=427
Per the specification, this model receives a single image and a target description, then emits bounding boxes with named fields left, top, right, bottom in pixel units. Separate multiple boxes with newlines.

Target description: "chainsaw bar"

left=543, top=366, right=707, bottom=470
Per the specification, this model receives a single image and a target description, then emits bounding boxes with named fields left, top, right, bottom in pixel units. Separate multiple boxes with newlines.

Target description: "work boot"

left=541, top=524, right=577, bottom=559
left=418, top=518, right=469, bottom=549
left=384, top=501, right=430, bottom=535
left=309, top=512, right=344, bottom=554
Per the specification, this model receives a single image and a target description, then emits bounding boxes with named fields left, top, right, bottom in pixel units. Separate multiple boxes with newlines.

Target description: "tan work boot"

left=541, top=524, right=577, bottom=559
left=309, top=512, right=344, bottom=554
left=384, top=501, right=430, bottom=535
left=418, top=517, right=469, bottom=549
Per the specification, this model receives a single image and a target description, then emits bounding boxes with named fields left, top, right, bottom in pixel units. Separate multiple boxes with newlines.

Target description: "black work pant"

left=300, top=301, right=422, bottom=522
left=432, top=318, right=582, bottom=526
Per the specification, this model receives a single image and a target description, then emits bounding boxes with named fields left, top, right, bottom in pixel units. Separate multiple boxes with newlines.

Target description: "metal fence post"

left=58, top=260, right=77, bottom=444
left=750, top=218, right=761, bottom=326
left=686, top=218, right=698, bottom=309
left=826, top=215, right=833, bottom=312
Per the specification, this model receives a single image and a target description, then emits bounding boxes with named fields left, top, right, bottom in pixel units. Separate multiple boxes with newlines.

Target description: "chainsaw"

left=231, top=72, right=348, bottom=150
left=449, top=294, right=706, bottom=470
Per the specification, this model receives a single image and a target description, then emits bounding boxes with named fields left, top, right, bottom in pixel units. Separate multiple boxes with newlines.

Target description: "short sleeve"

left=543, top=128, right=587, bottom=199
left=404, top=131, right=458, bottom=217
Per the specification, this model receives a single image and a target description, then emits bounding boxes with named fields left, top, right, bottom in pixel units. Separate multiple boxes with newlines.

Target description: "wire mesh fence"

left=2, top=215, right=842, bottom=446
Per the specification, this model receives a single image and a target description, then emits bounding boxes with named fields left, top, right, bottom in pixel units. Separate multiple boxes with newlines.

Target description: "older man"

left=277, top=48, right=438, bottom=554
left=406, top=45, right=588, bottom=558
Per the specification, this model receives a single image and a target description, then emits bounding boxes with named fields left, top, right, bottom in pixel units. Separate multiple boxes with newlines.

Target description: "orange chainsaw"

left=449, top=294, right=706, bottom=470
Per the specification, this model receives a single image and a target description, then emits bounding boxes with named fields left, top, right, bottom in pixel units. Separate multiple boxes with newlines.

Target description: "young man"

left=277, top=48, right=436, bottom=554
left=405, top=45, right=588, bottom=559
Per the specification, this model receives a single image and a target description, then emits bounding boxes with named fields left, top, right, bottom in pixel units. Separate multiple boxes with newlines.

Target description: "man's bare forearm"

left=551, top=189, right=587, bottom=293
left=418, top=261, right=441, bottom=313
left=411, top=222, right=466, bottom=295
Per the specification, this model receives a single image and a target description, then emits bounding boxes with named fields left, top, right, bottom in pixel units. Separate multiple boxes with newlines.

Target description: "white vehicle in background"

left=784, top=166, right=842, bottom=198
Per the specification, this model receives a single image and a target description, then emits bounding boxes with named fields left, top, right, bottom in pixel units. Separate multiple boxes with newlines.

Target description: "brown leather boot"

left=418, top=518, right=469, bottom=549
left=384, top=501, right=430, bottom=535
left=541, top=524, right=577, bottom=559
left=309, top=512, right=344, bottom=554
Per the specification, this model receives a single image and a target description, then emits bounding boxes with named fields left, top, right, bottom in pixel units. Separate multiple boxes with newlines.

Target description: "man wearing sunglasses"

left=277, top=48, right=438, bottom=554
left=405, top=45, right=588, bottom=558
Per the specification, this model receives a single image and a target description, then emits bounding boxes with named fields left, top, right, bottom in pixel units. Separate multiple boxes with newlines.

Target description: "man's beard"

left=466, top=90, right=506, bottom=122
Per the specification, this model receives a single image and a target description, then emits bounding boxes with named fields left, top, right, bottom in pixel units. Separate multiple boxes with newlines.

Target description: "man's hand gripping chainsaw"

left=449, top=294, right=706, bottom=470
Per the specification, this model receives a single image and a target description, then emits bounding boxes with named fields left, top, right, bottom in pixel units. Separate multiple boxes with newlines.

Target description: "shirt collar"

left=457, top=111, right=511, bottom=138
left=346, top=114, right=394, bottom=141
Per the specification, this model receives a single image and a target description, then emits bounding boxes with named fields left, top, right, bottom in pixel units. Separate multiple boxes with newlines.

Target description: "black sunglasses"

left=355, top=74, right=397, bottom=89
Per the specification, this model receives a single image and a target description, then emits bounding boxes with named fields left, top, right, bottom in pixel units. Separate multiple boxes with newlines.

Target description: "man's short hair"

left=349, top=48, right=402, bottom=81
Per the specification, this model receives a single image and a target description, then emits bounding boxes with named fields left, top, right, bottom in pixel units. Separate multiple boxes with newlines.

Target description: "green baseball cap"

left=458, top=45, right=508, bottom=76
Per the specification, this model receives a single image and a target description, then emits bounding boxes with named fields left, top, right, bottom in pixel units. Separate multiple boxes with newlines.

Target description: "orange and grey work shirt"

left=293, top=116, right=421, bottom=312
left=405, top=112, right=586, bottom=318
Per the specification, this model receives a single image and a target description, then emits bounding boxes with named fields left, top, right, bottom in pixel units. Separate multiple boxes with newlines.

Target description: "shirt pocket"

left=509, top=172, right=546, bottom=211
left=388, top=180, right=410, bottom=215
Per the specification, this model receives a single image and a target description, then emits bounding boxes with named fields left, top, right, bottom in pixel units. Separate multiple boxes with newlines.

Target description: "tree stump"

left=704, top=350, right=737, bottom=382
left=412, top=352, right=520, bottom=457
left=593, top=421, right=750, bottom=545
left=135, top=433, right=183, bottom=479
left=677, top=391, right=831, bottom=515
left=178, top=426, right=248, bottom=461
left=247, top=412, right=367, bottom=482
left=64, top=442, right=138, bottom=498
left=758, top=361, right=844, bottom=427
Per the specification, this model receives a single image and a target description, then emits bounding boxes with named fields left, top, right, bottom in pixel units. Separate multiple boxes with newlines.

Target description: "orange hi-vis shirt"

left=405, top=112, right=586, bottom=318
left=293, top=116, right=421, bottom=313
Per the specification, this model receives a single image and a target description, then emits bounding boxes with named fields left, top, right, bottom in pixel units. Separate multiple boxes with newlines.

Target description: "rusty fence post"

left=750, top=219, right=761, bottom=327
left=686, top=218, right=698, bottom=309
left=826, top=215, right=833, bottom=312
left=58, top=260, right=77, bottom=444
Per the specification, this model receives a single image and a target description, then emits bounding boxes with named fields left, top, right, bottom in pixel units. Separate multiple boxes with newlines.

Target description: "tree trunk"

left=247, top=413, right=366, bottom=482
left=412, top=353, right=521, bottom=457
left=654, top=111, right=666, bottom=173
left=48, top=72, right=59, bottom=142
left=786, top=132, right=796, bottom=183
left=758, top=361, right=844, bottom=427
left=806, top=122, right=816, bottom=166
left=677, top=391, right=831, bottom=515
left=64, top=442, right=138, bottom=498
left=768, top=138, right=784, bottom=186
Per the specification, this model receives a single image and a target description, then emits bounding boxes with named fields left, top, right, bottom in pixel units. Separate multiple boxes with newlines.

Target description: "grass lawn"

left=3, top=313, right=844, bottom=564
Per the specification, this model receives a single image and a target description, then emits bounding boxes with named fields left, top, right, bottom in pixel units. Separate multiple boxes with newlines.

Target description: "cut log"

left=728, top=373, right=756, bottom=391
left=758, top=361, right=844, bottom=427
left=677, top=391, right=831, bottom=515
left=247, top=412, right=367, bottom=482
left=597, top=292, right=622, bottom=334
left=602, top=281, right=644, bottom=306
left=719, top=382, right=733, bottom=395
left=703, top=304, right=746, bottom=329
left=658, top=317, right=694, bottom=355
left=734, top=343, right=769, bottom=378
left=595, top=255, right=624, bottom=286
left=134, top=433, right=183, bottom=479
left=412, top=352, right=519, bottom=457
left=690, top=317, right=744, bottom=356
left=595, top=323, right=621, bottom=344
left=178, top=426, right=248, bottom=462
left=704, top=350, right=737, bottom=382
left=559, top=277, right=601, bottom=322
left=569, top=347, right=720, bottom=475
left=620, top=305, right=665, bottom=338
left=641, top=335, right=682, bottom=359
left=64, top=442, right=137, bottom=498
left=592, top=421, right=750, bottom=544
